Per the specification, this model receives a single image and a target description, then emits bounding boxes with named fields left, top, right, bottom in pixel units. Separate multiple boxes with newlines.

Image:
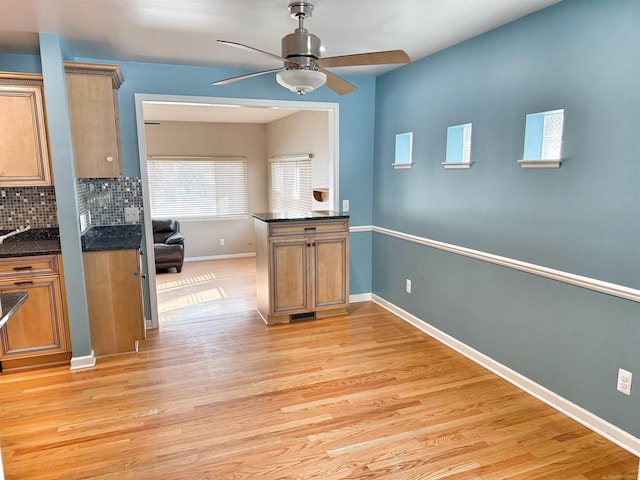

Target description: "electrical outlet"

left=342, top=199, right=349, bottom=212
left=405, top=278, right=412, bottom=293
left=219, top=238, right=225, bottom=246
left=617, top=368, right=632, bottom=395
left=124, top=206, right=139, bottom=223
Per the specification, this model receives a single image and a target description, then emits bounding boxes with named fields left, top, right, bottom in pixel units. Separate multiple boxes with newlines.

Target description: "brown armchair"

left=152, top=218, right=185, bottom=273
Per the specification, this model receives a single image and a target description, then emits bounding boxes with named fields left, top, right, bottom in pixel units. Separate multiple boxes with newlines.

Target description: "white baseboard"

left=350, top=293, right=372, bottom=303
left=371, top=294, right=640, bottom=459
left=185, top=253, right=255, bottom=262
left=69, top=350, right=96, bottom=370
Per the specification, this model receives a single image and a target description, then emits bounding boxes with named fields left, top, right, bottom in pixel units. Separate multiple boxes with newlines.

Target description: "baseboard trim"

left=185, top=253, right=256, bottom=262
left=372, top=294, right=640, bottom=458
left=69, top=351, right=96, bottom=371
left=350, top=293, right=372, bottom=303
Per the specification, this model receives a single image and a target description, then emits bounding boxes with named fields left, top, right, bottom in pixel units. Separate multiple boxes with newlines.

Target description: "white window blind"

left=147, top=156, right=248, bottom=219
left=270, top=155, right=312, bottom=213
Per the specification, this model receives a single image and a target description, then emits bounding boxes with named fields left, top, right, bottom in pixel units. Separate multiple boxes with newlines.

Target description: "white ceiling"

left=1, top=0, right=560, bottom=77
left=0, top=0, right=561, bottom=122
left=143, top=101, right=302, bottom=124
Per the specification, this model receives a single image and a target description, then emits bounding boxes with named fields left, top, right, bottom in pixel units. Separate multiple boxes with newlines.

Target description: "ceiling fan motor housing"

left=282, top=29, right=321, bottom=69
left=282, top=2, right=321, bottom=70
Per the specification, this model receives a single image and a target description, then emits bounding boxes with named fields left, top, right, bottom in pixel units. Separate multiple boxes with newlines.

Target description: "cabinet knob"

left=106, top=156, right=114, bottom=162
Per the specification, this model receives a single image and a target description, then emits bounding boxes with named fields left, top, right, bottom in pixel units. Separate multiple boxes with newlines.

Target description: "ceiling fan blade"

left=319, top=68, right=357, bottom=96
left=217, top=40, right=285, bottom=63
left=315, top=49, right=410, bottom=68
left=211, top=68, right=282, bottom=86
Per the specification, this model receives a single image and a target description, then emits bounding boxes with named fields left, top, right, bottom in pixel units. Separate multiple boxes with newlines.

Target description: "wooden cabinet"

left=0, top=255, right=71, bottom=371
left=65, top=62, right=124, bottom=178
left=83, top=249, right=145, bottom=357
left=0, top=73, right=52, bottom=186
left=255, top=217, right=349, bottom=325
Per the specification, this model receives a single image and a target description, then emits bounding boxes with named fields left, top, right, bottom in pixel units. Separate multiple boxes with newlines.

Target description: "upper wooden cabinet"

left=0, top=73, right=52, bottom=187
left=65, top=62, right=124, bottom=178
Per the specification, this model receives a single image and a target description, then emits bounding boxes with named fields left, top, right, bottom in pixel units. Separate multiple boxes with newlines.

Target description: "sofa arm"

left=165, top=232, right=185, bottom=245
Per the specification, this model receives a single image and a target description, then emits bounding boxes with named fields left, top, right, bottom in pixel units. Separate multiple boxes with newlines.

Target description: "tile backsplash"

left=0, top=186, right=58, bottom=230
left=0, top=178, right=144, bottom=232
left=77, top=177, right=144, bottom=229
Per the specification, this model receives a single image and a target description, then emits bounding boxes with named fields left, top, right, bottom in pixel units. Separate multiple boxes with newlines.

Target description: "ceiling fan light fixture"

left=276, top=68, right=326, bottom=95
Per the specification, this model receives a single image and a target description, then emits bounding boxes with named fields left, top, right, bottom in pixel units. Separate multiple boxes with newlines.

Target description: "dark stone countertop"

left=0, top=228, right=62, bottom=258
left=81, top=225, right=143, bottom=252
left=0, top=292, right=28, bottom=330
left=252, top=211, right=349, bottom=222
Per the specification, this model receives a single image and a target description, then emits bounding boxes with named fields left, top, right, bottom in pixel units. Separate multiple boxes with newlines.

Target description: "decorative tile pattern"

left=0, top=186, right=58, bottom=230
left=76, top=177, right=144, bottom=227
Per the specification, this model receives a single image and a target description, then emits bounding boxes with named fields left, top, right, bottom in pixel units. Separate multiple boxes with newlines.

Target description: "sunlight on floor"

left=156, top=273, right=218, bottom=292
left=158, top=286, right=227, bottom=313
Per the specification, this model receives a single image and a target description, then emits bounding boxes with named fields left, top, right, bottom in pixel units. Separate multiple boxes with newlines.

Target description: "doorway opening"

left=134, top=94, right=340, bottom=329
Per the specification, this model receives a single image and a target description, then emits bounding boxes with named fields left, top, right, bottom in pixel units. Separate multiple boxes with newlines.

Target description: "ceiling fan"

left=211, top=1, right=410, bottom=96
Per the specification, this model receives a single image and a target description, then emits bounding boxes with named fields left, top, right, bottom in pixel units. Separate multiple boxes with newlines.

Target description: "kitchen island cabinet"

left=253, top=212, right=349, bottom=325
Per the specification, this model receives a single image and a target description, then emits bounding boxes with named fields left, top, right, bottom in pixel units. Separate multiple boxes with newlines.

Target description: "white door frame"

left=134, top=94, right=340, bottom=329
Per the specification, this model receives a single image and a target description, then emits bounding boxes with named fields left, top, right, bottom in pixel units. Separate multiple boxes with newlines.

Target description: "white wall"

left=144, top=121, right=268, bottom=258
left=266, top=110, right=330, bottom=210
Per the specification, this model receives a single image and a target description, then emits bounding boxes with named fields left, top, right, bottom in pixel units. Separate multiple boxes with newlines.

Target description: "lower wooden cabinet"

left=83, top=249, right=145, bottom=356
left=0, top=254, right=71, bottom=371
left=255, top=217, right=349, bottom=324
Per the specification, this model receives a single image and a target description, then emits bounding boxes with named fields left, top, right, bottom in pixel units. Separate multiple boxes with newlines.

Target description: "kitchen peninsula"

left=253, top=211, right=349, bottom=325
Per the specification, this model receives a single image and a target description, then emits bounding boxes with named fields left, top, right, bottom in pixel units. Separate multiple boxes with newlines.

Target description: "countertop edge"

left=252, top=212, right=349, bottom=223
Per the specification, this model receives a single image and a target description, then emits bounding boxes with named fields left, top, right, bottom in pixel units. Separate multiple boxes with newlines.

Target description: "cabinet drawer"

left=0, top=255, right=59, bottom=279
left=270, top=220, right=348, bottom=237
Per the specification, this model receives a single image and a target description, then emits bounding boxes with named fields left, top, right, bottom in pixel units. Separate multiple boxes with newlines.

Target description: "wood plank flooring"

left=0, top=258, right=637, bottom=479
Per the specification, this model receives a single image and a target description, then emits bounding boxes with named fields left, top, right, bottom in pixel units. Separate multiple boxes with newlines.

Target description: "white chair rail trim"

left=348, top=225, right=640, bottom=303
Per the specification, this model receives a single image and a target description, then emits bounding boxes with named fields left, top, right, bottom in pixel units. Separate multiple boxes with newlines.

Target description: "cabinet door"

left=271, top=239, right=308, bottom=314
left=0, top=277, right=68, bottom=359
left=83, top=250, right=144, bottom=356
left=312, top=234, right=349, bottom=308
left=0, top=85, right=52, bottom=186
left=66, top=74, right=121, bottom=178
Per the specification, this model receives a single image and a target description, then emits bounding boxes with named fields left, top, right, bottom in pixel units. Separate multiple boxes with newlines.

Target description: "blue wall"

left=108, top=60, right=376, bottom=297
left=373, top=0, right=640, bottom=436
left=0, top=48, right=377, bottom=357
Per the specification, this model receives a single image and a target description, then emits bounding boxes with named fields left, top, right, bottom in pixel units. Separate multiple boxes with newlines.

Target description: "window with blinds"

left=270, top=155, right=312, bottom=213
left=147, top=156, right=248, bottom=220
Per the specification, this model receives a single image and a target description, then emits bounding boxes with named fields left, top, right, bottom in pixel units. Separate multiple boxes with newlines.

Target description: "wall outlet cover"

left=617, top=368, right=632, bottom=395
left=124, top=206, right=140, bottom=223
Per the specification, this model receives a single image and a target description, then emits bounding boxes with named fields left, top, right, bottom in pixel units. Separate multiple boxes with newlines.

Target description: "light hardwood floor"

left=0, top=258, right=637, bottom=479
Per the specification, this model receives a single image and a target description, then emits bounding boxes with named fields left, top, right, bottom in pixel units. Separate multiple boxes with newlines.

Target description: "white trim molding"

left=69, top=351, right=96, bottom=371
left=518, top=159, right=563, bottom=169
left=442, top=161, right=473, bottom=170
left=372, top=294, right=640, bottom=458
left=350, top=293, right=373, bottom=303
left=185, top=253, right=256, bottom=262
left=372, top=225, right=640, bottom=303
left=349, top=225, right=373, bottom=234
